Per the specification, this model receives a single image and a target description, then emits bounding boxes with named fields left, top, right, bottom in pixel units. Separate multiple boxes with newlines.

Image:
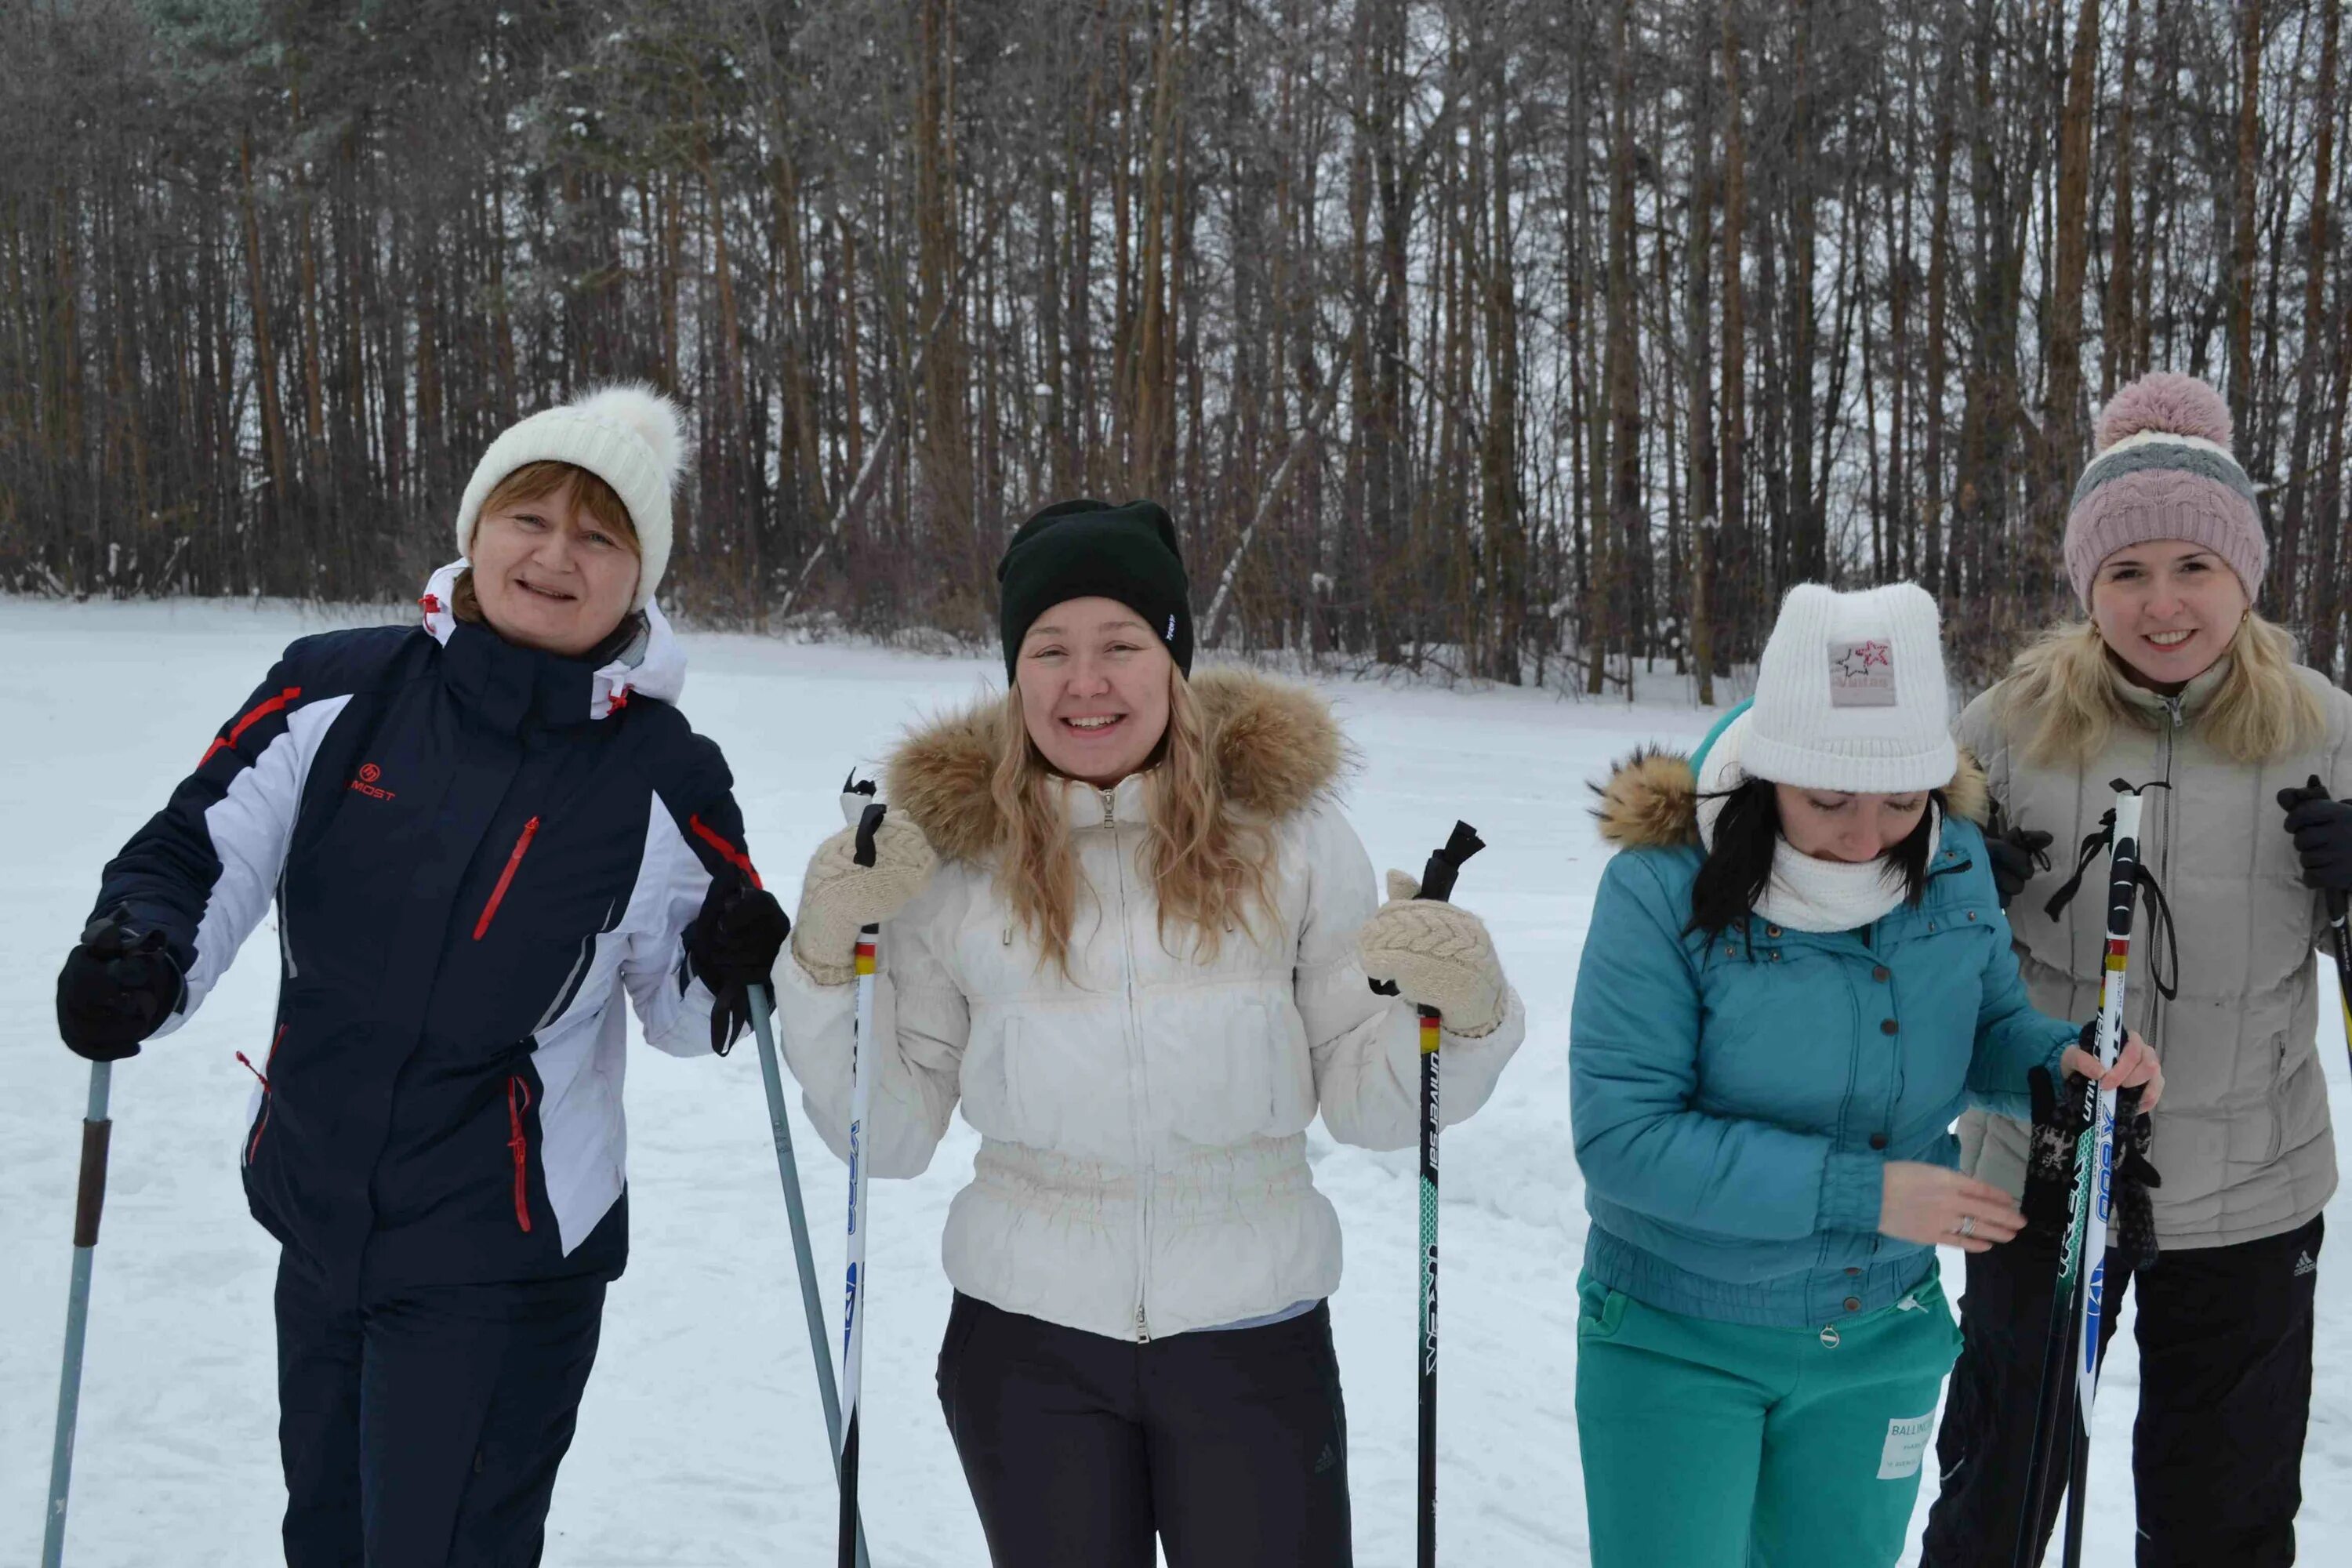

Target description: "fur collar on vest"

left=885, top=668, right=1347, bottom=863
left=1592, top=742, right=1990, bottom=851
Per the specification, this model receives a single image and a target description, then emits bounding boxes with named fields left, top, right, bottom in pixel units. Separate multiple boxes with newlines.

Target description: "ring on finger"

left=1955, top=1214, right=1976, bottom=1239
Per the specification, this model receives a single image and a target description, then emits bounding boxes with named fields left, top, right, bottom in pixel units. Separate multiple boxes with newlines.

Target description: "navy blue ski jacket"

left=86, top=566, right=753, bottom=1305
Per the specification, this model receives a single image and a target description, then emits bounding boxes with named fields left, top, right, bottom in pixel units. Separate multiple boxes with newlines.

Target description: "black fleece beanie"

left=996, top=498, right=1192, bottom=681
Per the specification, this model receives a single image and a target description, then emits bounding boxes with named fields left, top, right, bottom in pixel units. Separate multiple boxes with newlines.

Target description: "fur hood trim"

left=884, top=668, right=1348, bottom=863
left=1592, top=742, right=1989, bottom=849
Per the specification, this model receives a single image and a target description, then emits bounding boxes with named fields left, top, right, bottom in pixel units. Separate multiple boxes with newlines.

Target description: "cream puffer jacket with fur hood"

left=1956, top=630, right=2350, bottom=1250
left=773, top=670, right=1526, bottom=1340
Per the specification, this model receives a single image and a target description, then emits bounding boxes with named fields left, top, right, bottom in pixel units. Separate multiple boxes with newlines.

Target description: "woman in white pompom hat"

left=1572, top=581, right=2155, bottom=1566
left=54, top=385, right=789, bottom=1564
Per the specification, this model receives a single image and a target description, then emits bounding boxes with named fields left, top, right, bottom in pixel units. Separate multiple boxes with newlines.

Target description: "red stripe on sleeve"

left=688, top=815, right=763, bottom=889
left=198, top=686, right=303, bottom=768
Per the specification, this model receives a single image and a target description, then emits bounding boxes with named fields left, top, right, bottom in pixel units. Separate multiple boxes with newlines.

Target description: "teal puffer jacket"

left=1570, top=716, right=2078, bottom=1329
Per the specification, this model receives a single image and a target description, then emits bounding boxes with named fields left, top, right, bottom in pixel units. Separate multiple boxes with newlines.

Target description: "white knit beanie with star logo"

left=455, top=384, right=688, bottom=612
left=1737, top=582, right=1958, bottom=793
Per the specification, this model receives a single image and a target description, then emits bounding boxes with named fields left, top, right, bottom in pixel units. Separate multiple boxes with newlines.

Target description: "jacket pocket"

left=506, top=1073, right=535, bottom=1233
left=474, top=816, right=542, bottom=941
left=238, top=1024, right=286, bottom=1166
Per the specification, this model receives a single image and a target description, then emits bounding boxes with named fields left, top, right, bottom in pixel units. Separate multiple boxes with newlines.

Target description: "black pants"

left=1921, top=1214, right=2322, bottom=1567
left=937, top=1292, right=1354, bottom=1567
left=274, top=1253, right=608, bottom=1567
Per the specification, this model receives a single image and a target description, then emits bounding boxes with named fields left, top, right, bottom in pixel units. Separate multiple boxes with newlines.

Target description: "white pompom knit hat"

left=1737, top=581, right=1958, bottom=794
left=455, top=384, right=688, bottom=612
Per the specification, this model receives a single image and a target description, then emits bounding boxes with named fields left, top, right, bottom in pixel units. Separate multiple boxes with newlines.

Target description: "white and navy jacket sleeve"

left=91, top=634, right=382, bottom=1038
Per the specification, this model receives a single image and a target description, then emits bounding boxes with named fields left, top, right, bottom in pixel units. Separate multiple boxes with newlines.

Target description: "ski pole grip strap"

left=74, top=1116, right=111, bottom=1248
left=853, top=802, right=886, bottom=869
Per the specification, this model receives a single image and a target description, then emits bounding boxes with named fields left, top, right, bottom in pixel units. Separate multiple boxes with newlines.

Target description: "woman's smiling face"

left=469, top=470, right=641, bottom=658
left=2089, top=539, right=2249, bottom=691
left=1014, top=596, right=1175, bottom=788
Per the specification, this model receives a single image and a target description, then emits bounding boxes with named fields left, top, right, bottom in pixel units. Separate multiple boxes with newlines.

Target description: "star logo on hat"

left=1828, top=637, right=1898, bottom=706
left=1833, top=640, right=1893, bottom=679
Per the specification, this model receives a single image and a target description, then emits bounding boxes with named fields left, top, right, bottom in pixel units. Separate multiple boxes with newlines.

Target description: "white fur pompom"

left=572, top=383, right=686, bottom=481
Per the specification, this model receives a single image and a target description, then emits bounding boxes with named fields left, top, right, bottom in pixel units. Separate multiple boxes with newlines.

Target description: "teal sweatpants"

left=1574, top=1268, right=1962, bottom=1568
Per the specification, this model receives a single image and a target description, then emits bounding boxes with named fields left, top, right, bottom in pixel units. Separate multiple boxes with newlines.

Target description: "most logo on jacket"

left=348, top=762, right=397, bottom=802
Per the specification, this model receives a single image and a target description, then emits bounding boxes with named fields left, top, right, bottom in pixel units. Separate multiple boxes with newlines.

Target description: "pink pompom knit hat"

left=2064, top=371, right=2266, bottom=609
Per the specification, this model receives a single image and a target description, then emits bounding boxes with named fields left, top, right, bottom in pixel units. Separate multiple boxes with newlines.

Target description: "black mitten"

left=2278, top=775, right=2352, bottom=892
left=686, top=879, right=789, bottom=1055
left=1982, top=803, right=2056, bottom=910
left=56, top=909, right=184, bottom=1062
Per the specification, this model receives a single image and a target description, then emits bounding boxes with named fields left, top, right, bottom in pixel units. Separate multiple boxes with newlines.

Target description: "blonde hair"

left=988, top=667, right=1276, bottom=976
left=2000, top=612, right=2324, bottom=768
left=453, top=461, right=641, bottom=623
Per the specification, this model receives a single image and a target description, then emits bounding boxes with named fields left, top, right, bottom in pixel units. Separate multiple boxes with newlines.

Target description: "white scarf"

left=1694, top=711, right=1940, bottom=935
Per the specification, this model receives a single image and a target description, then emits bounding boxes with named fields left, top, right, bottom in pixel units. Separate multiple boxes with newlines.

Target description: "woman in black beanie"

left=774, top=499, right=1527, bottom=1566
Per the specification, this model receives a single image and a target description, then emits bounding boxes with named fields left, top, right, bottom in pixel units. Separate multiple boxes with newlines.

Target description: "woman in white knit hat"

left=53, top=386, right=789, bottom=1565
left=1570, top=581, right=2158, bottom=1566
left=1922, top=371, right=2352, bottom=1566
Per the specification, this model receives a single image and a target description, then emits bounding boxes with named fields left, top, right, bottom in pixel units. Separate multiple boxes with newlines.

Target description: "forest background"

left=5, top=0, right=2348, bottom=696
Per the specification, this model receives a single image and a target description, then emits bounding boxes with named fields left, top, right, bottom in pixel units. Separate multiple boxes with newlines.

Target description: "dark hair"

left=1686, top=777, right=1944, bottom=938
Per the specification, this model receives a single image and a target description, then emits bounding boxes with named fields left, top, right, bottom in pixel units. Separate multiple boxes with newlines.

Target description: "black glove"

left=56, top=909, right=184, bottom=1062
left=686, top=879, right=789, bottom=1055
left=1981, top=804, right=2054, bottom=911
left=2278, top=775, right=2352, bottom=892
left=2021, top=1044, right=2161, bottom=1270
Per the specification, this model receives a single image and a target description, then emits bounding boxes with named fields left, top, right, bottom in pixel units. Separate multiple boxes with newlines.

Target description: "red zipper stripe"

left=473, top=817, right=541, bottom=940
left=199, top=687, right=303, bottom=768
left=688, top=815, right=763, bottom=889
left=507, top=1074, right=535, bottom=1232
left=242, top=1024, right=287, bottom=1163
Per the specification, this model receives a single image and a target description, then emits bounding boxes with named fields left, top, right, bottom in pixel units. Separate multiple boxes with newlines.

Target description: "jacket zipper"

left=474, top=816, right=541, bottom=940
left=2151, top=699, right=2181, bottom=1058
left=507, top=1073, right=535, bottom=1232
left=1105, top=786, right=1154, bottom=1343
left=238, top=1024, right=287, bottom=1165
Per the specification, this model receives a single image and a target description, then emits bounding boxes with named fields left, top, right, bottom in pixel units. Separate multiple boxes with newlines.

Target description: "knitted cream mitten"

left=789, top=815, right=938, bottom=985
left=1356, top=869, right=1508, bottom=1036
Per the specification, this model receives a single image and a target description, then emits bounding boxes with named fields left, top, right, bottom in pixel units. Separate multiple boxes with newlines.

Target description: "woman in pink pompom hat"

left=1921, top=371, right=2352, bottom=1563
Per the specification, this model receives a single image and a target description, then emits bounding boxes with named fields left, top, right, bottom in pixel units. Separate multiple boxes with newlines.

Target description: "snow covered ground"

left=2, top=595, right=2345, bottom=1566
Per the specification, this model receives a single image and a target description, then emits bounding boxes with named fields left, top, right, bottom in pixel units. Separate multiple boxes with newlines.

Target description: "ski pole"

left=1370, top=820, right=1485, bottom=1568
left=2278, top=776, right=2352, bottom=1079
left=838, top=798, right=885, bottom=1568
left=747, top=982, right=870, bottom=1568
left=43, top=1059, right=114, bottom=1568
left=2013, top=782, right=2152, bottom=1567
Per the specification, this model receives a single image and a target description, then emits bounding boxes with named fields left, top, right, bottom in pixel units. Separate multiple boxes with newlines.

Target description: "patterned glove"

left=789, top=814, right=938, bottom=985
left=1356, top=870, right=1508, bottom=1037
left=2021, top=1044, right=2161, bottom=1269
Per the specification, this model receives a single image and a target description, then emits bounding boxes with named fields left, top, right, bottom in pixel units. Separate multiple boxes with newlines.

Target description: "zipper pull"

left=1101, top=788, right=1116, bottom=827
left=2163, top=695, right=2184, bottom=728
left=1134, top=1303, right=1151, bottom=1344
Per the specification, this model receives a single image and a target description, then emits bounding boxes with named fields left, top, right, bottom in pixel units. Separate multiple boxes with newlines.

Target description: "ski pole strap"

left=1370, top=821, right=1486, bottom=997
left=2042, top=808, right=2117, bottom=924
